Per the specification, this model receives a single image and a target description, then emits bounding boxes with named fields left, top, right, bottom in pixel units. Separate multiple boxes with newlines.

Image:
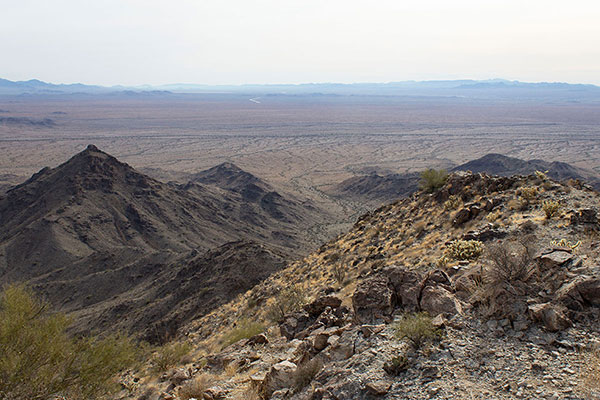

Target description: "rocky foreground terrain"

left=119, top=171, right=600, bottom=400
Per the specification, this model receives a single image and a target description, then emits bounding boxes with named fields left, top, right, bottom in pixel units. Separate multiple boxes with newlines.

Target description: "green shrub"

left=542, top=200, right=561, bottom=219
left=393, top=312, right=441, bottom=349
left=0, top=284, right=140, bottom=400
left=152, top=341, right=192, bottom=372
left=420, top=169, right=448, bottom=193
left=446, top=240, right=484, bottom=260
left=221, top=319, right=265, bottom=348
left=266, top=285, right=307, bottom=323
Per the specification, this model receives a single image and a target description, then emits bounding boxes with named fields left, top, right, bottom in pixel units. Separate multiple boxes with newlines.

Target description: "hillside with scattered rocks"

left=119, top=171, right=600, bottom=400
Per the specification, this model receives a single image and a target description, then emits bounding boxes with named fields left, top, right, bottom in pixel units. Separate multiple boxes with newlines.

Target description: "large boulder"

left=537, top=249, right=574, bottom=270
left=304, top=295, right=342, bottom=317
left=280, top=311, right=312, bottom=340
left=257, top=360, right=298, bottom=398
left=453, top=208, right=471, bottom=226
left=352, top=275, right=396, bottom=324
left=383, top=266, right=422, bottom=311
left=528, top=303, right=571, bottom=331
left=556, top=276, right=600, bottom=310
left=419, top=285, right=462, bottom=316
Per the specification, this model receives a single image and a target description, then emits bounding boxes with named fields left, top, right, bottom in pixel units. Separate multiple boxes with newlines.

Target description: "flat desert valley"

left=2, top=93, right=599, bottom=216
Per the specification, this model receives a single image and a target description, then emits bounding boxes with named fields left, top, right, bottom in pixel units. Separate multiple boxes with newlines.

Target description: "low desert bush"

left=550, top=238, right=581, bottom=252
left=266, top=285, right=307, bottom=323
left=435, top=255, right=450, bottom=269
left=486, top=210, right=502, bottom=222
left=542, top=200, right=561, bottom=219
left=485, top=240, right=536, bottom=285
left=0, top=284, right=140, bottom=400
left=393, top=312, right=441, bottom=349
left=517, top=186, right=539, bottom=204
left=178, top=374, right=212, bottom=400
left=152, top=341, right=192, bottom=372
left=534, top=170, right=547, bottom=180
left=420, top=169, right=448, bottom=193
left=446, top=240, right=484, bottom=261
left=221, top=319, right=265, bottom=348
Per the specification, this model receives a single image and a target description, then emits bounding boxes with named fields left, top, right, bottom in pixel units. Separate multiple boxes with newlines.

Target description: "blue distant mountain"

left=0, top=77, right=599, bottom=101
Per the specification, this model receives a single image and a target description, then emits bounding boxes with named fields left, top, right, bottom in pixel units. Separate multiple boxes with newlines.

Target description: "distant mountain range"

left=2, top=77, right=600, bottom=100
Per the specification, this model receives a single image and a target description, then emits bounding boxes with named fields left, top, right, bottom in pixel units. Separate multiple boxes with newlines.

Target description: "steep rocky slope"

left=123, top=171, right=600, bottom=400
left=0, top=145, right=332, bottom=340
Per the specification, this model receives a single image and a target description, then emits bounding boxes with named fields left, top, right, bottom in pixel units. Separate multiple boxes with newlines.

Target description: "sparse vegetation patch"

left=0, top=284, right=140, bottom=400
left=393, top=312, right=441, bottom=349
left=420, top=169, right=448, bottom=193
left=152, top=341, right=192, bottom=372
left=266, top=285, right=307, bottom=323
left=446, top=239, right=484, bottom=260
left=221, top=319, right=265, bottom=348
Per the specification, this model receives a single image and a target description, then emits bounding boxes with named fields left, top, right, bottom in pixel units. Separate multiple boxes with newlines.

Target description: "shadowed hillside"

left=0, top=145, right=333, bottom=340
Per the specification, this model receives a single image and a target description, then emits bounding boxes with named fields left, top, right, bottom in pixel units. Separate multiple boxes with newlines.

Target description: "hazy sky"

left=1, top=0, right=599, bottom=86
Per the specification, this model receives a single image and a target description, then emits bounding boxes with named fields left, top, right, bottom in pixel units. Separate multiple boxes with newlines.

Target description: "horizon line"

left=2, top=76, right=600, bottom=89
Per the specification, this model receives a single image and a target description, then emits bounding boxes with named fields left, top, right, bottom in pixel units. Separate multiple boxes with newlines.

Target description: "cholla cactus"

left=446, top=240, right=484, bottom=260
left=542, top=200, right=561, bottom=218
left=444, top=195, right=461, bottom=210
left=551, top=238, right=581, bottom=252
left=535, top=170, right=548, bottom=180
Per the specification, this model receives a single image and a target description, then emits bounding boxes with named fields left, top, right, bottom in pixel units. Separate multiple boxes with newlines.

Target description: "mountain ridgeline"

left=0, top=145, right=331, bottom=341
left=331, top=153, right=600, bottom=205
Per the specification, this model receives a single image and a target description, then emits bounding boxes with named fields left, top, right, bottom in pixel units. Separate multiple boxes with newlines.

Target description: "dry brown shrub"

left=177, top=374, right=212, bottom=400
left=486, top=239, right=536, bottom=286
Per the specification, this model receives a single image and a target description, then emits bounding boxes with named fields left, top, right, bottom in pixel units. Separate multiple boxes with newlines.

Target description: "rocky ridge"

left=121, top=171, right=600, bottom=400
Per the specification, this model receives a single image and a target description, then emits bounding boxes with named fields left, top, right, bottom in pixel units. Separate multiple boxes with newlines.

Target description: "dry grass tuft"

left=152, top=341, right=192, bottom=372
left=177, top=374, right=212, bottom=400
